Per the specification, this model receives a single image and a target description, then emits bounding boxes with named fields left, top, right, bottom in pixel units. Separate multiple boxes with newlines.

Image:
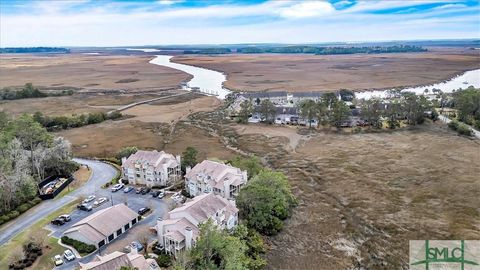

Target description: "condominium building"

left=122, top=150, right=181, bottom=187
left=156, top=193, right=238, bottom=256
left=185, top=160, right=248, bottom=200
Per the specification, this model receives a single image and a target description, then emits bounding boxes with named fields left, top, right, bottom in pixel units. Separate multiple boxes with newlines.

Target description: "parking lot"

left=48, top=185, right=170, bottom=270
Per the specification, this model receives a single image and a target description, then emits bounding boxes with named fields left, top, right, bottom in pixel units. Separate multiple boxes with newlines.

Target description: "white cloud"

left=0, top=0, right=477, bottom=46
left=433, top=3, right=468, bottom=10
left=278, top=1, right=335, bottom=18
left=158, top=0, right=184, bottom=5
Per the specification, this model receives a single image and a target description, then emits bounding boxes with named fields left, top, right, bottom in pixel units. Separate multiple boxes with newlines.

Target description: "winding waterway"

left=149, top=55, right=231, bottom=99
left=143, top=51, right=480, bottom=100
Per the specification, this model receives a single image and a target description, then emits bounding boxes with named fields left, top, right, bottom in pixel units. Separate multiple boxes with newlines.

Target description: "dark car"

left=77, top=203, right=92, bottom=212
left=138, top=207, right=150, bottom=215
left=51, top=218, right=65, bottom=226
left=140, top=187, right=151, bottom=195
left=151, top=190, right=161, bottom=198
left=152, top=241, right=164, bottom=253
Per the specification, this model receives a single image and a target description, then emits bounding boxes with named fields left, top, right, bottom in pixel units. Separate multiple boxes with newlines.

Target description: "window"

left=132, top=218, right=137, bottom=225
left=116, top=228, right=122, bottom=236
left=108, top=234, right=114, bottom=241
left=98, top=240, right=105, bottom=247
left=124, top=223, right=130, bottom=231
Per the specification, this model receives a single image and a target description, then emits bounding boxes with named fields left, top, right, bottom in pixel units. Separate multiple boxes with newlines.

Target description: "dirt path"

left=111, top=91, right=193, bottom=112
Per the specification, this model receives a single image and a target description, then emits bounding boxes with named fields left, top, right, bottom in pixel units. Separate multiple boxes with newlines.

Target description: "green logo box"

left=410, top=240, right=480, bottom=270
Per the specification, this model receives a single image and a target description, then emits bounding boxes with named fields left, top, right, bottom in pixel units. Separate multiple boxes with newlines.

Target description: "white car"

left=83, top=195, right=95, bottom=204
left=63, top=249, right=75, bottom=261
left=54, top=255, right=64, bottom=266
left=111, top=183, right=125, bottom=192
left=93, top=197, right=108, bottom=207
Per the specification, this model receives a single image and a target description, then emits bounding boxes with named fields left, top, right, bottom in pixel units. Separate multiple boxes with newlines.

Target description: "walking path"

left=110, top=92, right=192, bottom=113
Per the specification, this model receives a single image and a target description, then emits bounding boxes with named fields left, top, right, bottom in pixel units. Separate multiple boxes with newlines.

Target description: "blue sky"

left=0, top=0, right=479, bottom=46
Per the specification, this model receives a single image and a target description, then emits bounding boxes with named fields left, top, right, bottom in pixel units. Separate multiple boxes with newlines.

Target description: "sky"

left=0, top=0, right=479, bottom=46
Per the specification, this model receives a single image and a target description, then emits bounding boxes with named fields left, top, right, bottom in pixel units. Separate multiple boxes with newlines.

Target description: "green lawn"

left=0, top=199, right=80, bottom=270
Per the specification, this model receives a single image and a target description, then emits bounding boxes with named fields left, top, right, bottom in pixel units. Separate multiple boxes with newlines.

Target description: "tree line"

left=237, top=45, right=426, bottom=55
left=359, top=92, right=435, bottom=129
left=183, top=48, right=232, bottom=54
left=32, top=110, right=122, bottom=131
left=237, top=91, right=435, bottom=129
left=0, top=83, right=74, bottom=100
left=0, top=47, right=70, bottom=53
left=0, top=113, right=77, bottom=218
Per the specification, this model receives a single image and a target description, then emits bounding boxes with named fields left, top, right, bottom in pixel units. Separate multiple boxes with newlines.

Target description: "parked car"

left=111, top=183, right=125, bottom=192
left=151, top=190, right=161, bottom=198
left=130, top=241, right=144, bottom=252
left=83, top=195, right=95, bottom=204
left=140, top=187, right=151, bottom=195
left=77, top=203, right=92, bottom=211
left=157, top=191, right=165, bottom=199
left=53, top=255, right=64, bottom=266
left=124, top=186, right=133, bottom=193
left=135, top=187, right=143, bottom=194
left=58, top=214, right=71, bottom=222
left=93, top=197, right=108, bottom=207
left=138, top=207, right=150, bottom=215
left=152, top=241, right=164, bottom=253
left=63, top=249, right=76, bottom=261
left=51, top=218, right=65, bottom=226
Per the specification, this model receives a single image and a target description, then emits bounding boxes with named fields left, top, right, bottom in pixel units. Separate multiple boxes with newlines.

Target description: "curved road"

left=0, top=158, right=117, bottom=245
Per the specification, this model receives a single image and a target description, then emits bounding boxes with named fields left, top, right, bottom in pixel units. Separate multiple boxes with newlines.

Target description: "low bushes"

left=61, top=236, right=96, bottom=254
left=0, top=197, right=42, bottom=226
left=33, top=111, right=123, bottom=131
left=8, top=242, right=42, bottom=270
left=155, top=254, right=172, bottom=268
left=448, top=120, right=473, bottom=137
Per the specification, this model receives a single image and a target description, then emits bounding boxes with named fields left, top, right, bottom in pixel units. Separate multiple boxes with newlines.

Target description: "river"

left=138, top=50, right=480, bottom=100
left=149, top=55, right=231, bottom=99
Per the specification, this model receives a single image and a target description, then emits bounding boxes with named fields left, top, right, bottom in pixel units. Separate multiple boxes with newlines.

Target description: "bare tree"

left=8, top=246, right=24, bottom=266
left=29, top=229, right=46, bottom=248
left=137, top=232, right=152, bottom=255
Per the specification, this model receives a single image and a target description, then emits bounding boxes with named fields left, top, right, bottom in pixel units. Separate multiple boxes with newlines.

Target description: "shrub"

left=16, top=204, right=30, bottom=213
left=0, top=215, right=9, bottom=225
left=457, top=123, right=473, bottom=136
left=7, top=211, right=20, bottom=220
left=448, top=120, right=473, bottom=136
left=61, top=236, right=96, bottom=254
left=474, top=120, right=480, bottom=130
left=32, top=197, right=42, bottom=205
left=448, top=120, right=459, bottom=130
left=156, top=254, right=172, bottom=268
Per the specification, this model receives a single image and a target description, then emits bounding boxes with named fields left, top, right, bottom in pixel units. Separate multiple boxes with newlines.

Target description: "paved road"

left=0, top=158, right=117, bottom=246
left=439, top=114, right=480, bottom=139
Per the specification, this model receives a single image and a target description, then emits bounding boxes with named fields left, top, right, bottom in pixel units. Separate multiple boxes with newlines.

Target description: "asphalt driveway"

left=0, top=158, right=117, bottom=246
